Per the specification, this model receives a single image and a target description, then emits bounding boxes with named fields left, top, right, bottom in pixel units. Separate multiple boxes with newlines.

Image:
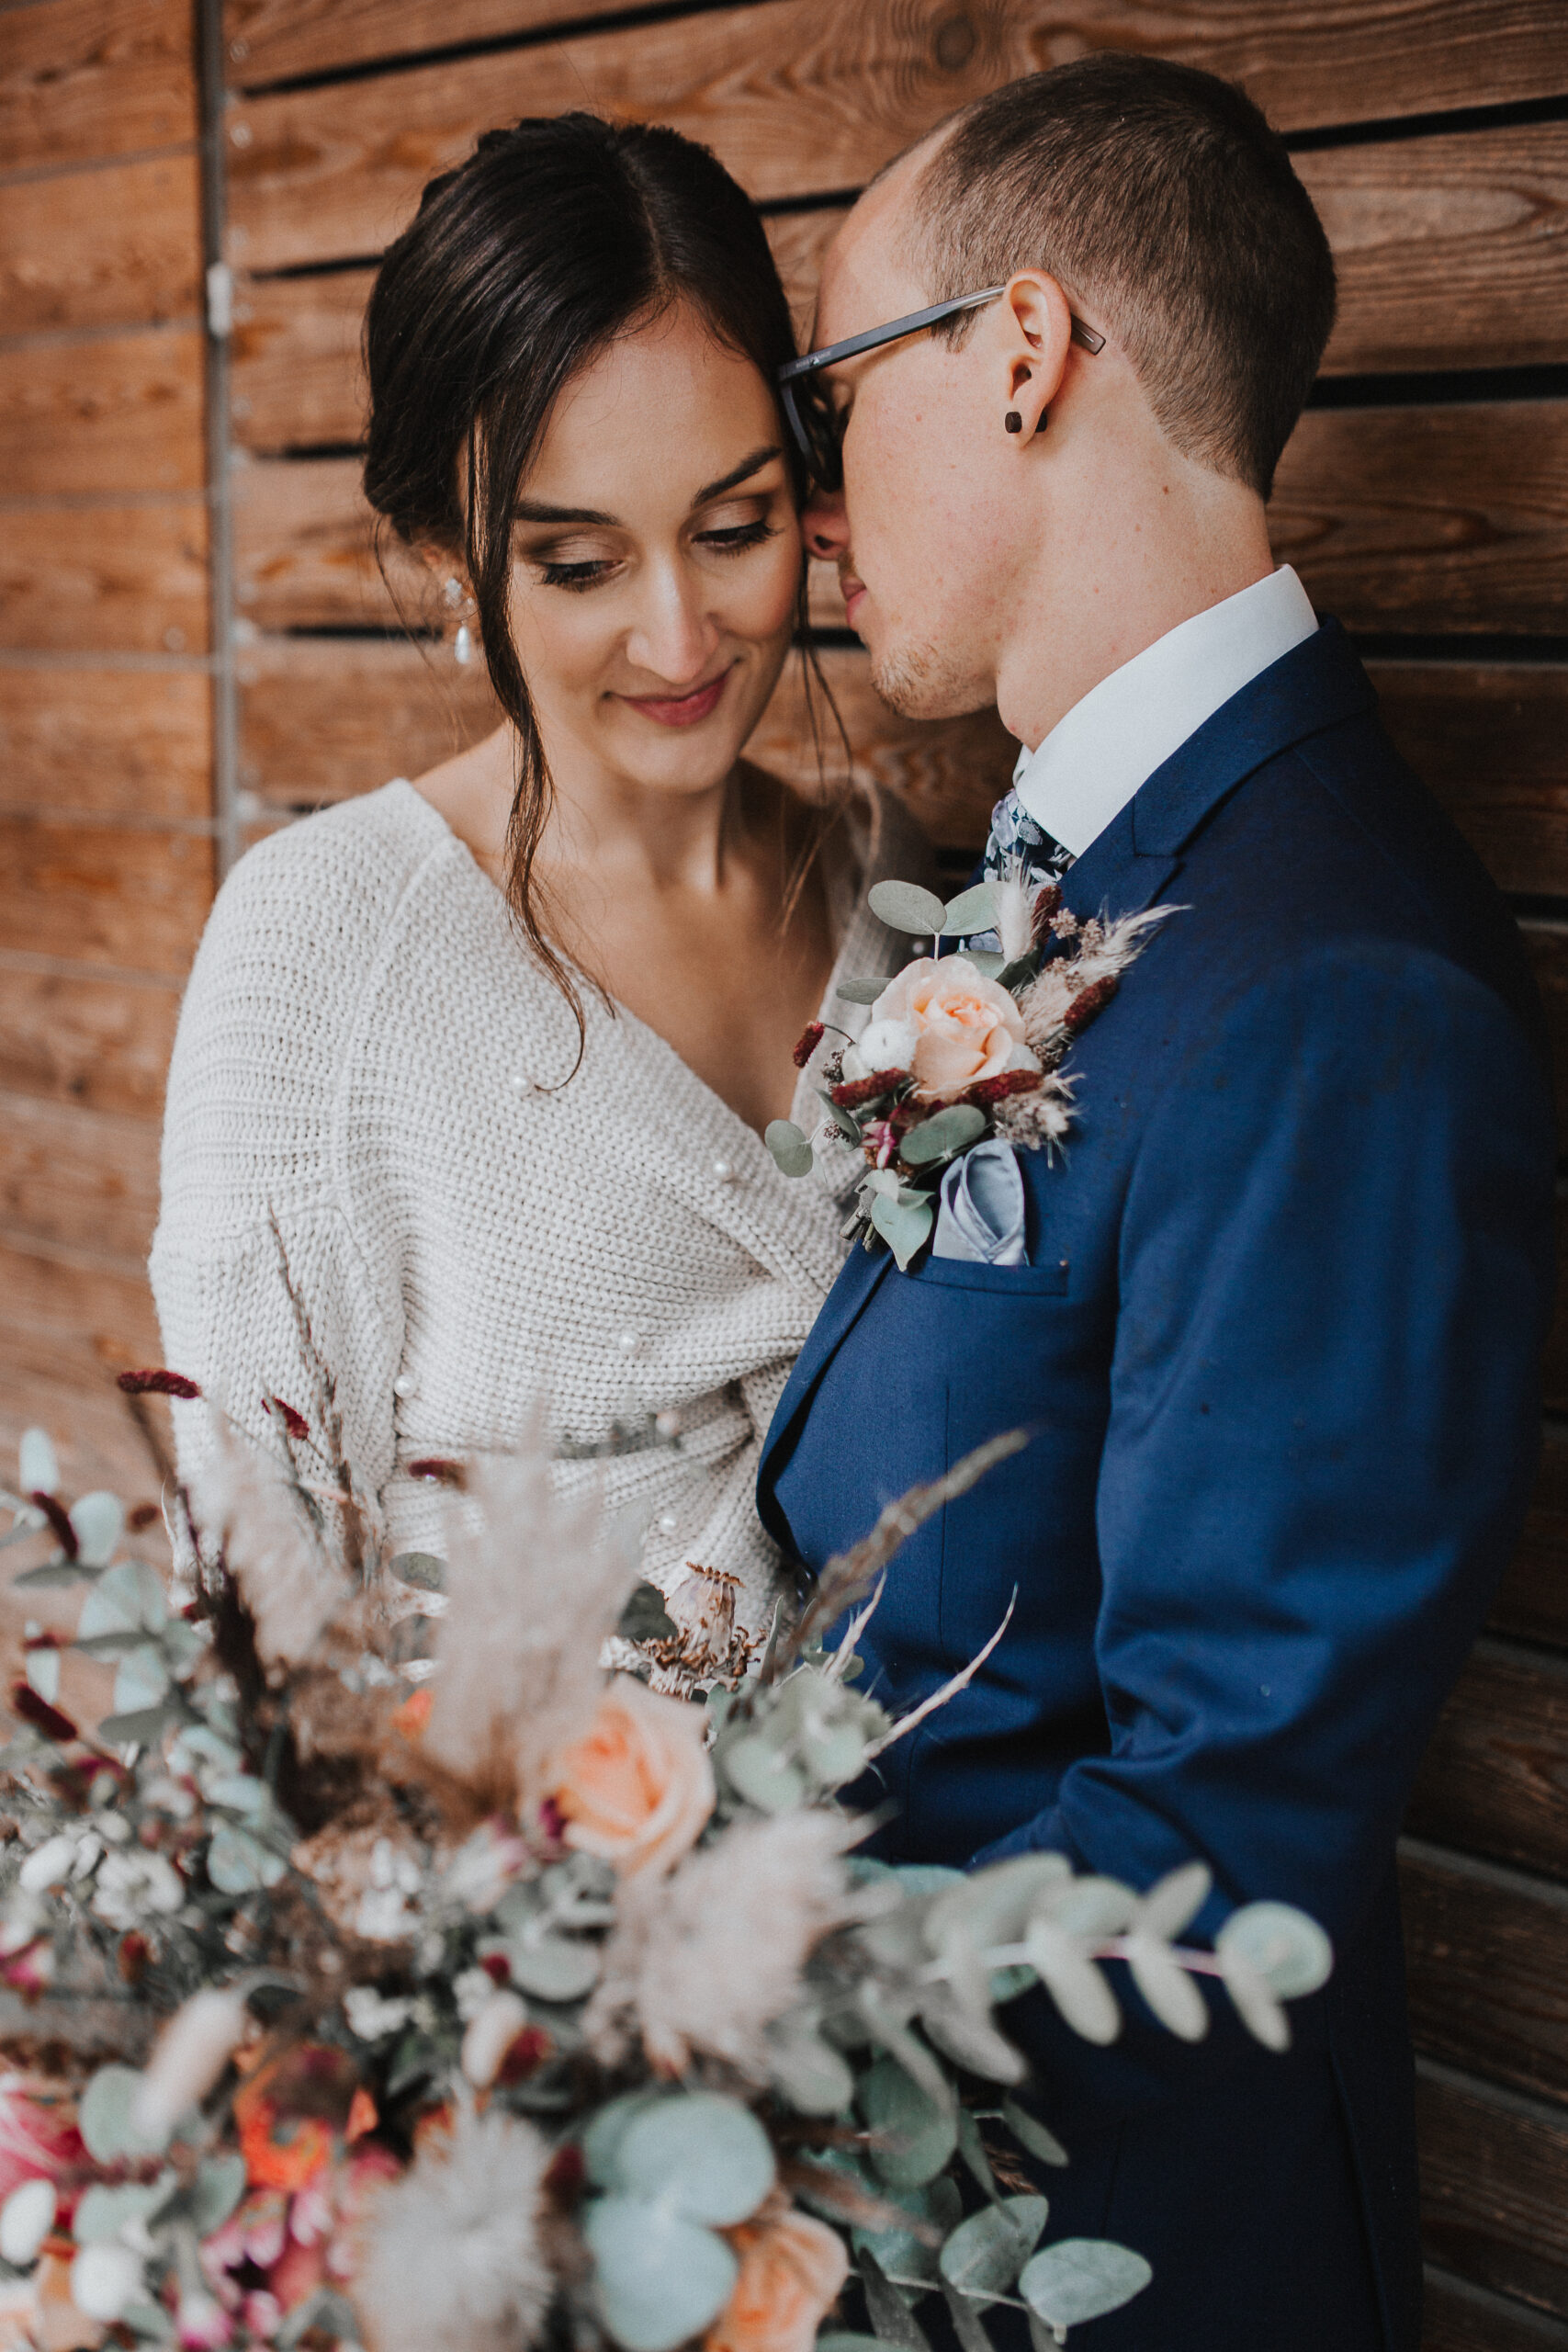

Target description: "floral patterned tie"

left=981, top=786, right=1076, bottom=887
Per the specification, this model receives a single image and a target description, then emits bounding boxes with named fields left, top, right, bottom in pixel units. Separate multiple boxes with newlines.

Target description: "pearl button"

left=392, top=1374, right=414, bottom=1398
left=510, top=1071, right=530, bottom=1094
left=655, top=1409, right=682, bottom=1439
left=656, top=1512, right=678, bottom=1534
left=711, top=1158, right=735, bottom=1183
left=616, top=1330, right=639, bottom=1356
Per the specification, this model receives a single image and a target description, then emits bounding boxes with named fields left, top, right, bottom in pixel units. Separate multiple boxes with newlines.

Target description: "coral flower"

left=868, top=957, right=1039, bottom=1100
left=0, top=2077, right=84, bottom=2205
left=232, top=2047, right=362, bottom=2194
left=549, top=1676, right=714, bottom=1876
left=707, top=2199, right=849, bottom=2352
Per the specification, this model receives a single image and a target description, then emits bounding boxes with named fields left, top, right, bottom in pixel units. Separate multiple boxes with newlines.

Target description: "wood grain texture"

left=0, top=329, right=205, bottom=498
left=230, top=266, right=372, bottom=453
left=223, top=0, right=1568, bottom=275
left=1402, top=1844, right=1568, bottom=2109
left=1417, top=2065, right=1568, bottom=2321
left=0, top=964, right=181, bottom=1119
left=1371, top=665, right=1568, bottom=899
left=1269, top=403, right=1568, bottom=638
left=0, top=1092, right=161, bottom=1262
left=0, top=1238, right=165, bottom=1505
left=1300, top=124, right=1568, bottom=377
left=0, top=501, right=209, bottom=653
left=0, top=820, right=211, bottom=977
left=1406, top=1642, right=1568, bottom=1883
left=236, top=633, right=496, bottom=806
left=1494, top=1426, right=1568, bottom=1655
left=1424, top=2266, right=1568, bottom=2350
left=0, top=664, right=210, bottom=822
left=0, top=0, right=197, bottom=174
left=223, top=0, right=666, bottom=85
left=231, top=455, right=418, bottom=629
left=0, top=153, right=201, bottom=336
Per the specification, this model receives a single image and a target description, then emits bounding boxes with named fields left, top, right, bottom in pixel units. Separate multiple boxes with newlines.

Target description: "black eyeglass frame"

left=777, top=285, right=1107, bottom=487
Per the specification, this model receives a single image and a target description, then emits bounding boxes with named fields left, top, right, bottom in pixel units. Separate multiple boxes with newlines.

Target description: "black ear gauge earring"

left=1035, top=408, right=1048, bottom=433
left=1004, top=411, right=1023, bottom=435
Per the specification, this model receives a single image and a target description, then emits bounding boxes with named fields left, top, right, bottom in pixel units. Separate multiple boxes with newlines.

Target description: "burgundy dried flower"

left=407, top=1457, right=466, bottom=1488
left=264, top=1396, right=310, bottom=1442
left=118, top=1931, right=151, bottom=1986
left=1064, top=974, right=1121, bottom=1032
left=29, top=1492, right=76, bottom=1560
left=544, top=2143, right=586, bottom=2204
left=480, top=1951, right=511, bottom=1986
left=10, top=1682, right=79, bottom=1746
left=965, top=1070, right=1045, bottom=1108
left=496, top=2025, right=553, bottom=2086
left=1032, top=883, right=1064, bottom=938
left=829, top=1069, right=908, bottom=1110
left=117, top=1368, right=201, bottom=1399
left=792, top=1021, right=826, bottom=1069
left=128, top=1502, right=163, bottom=1532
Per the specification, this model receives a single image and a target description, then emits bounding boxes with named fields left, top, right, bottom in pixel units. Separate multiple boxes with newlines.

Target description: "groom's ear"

left=987, top=273, right=1075, bottom=441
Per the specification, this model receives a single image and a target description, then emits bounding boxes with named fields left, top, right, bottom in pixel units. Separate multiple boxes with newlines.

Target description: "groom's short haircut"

left=908, top=53, right=1335, bottom=500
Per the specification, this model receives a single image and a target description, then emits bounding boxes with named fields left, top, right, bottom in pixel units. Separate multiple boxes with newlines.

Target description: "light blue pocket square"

left=931, top=1138, right=1027, bottom=1265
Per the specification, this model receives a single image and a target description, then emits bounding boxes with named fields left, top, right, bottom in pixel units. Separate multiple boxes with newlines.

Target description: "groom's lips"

left=841, top=575, right=868, bottom=626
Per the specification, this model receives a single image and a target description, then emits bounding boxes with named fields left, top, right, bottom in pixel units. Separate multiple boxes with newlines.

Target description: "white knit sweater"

left=151, top=778, right=927, bottom=1623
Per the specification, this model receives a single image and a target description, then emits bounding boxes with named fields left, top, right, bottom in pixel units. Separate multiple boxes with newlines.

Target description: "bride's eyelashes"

left=528, top=514, right=783, bottom=594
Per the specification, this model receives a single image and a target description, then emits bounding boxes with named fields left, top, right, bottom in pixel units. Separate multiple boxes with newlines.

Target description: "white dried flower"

left=354, top=2104, right=553, bottom=2352
left=0, top=2177, right=55, bottom=2266
left=132, top=1987, right=250, bottom=2143
left=193, top=1424, right=347, bottom=1673
left=460, top=1990, right=529, bottom=2088
left=857, top=1018, right=918, bottom=1073
left=17, top=1834, right=81, bottom=1894
left=991, top=869, right=1040, bottom=965
left=587, top=1811, right=860, bottom=2075
left=72, top=2243, right=144, bottom=2324
left=454, top=1967, right=496, bottom=2024
left=344, top=1987, right=415, bottom=2042
left=90, top=1849, right=183, bottom=1930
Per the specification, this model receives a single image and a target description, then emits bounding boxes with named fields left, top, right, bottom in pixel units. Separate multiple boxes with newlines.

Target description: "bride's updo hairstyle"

left=364, top=114, right=815, bottom=1022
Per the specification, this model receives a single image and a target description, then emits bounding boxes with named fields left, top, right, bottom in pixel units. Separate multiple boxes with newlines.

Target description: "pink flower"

left=0, top=1941, right=54, bottom=1996
left=870, top=958, right=1040, bottom=1100
left=549, top=1676, right=715, bottom=1877
left=0, top=2076, right=84, bottom=2203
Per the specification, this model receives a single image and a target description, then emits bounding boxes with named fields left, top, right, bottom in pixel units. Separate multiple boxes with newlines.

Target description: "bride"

left=151, top=112, right=926, bottom=1626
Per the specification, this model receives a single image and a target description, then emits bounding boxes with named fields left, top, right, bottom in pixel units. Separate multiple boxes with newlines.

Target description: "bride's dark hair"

left=364, top=112, right=837, bottom=1037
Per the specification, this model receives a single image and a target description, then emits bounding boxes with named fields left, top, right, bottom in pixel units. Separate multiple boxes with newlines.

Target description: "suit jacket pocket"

left=913, top=1254, right=1069, bottom=1296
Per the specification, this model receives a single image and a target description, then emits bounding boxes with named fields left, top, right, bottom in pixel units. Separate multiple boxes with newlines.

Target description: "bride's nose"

left=802, top=485, right=850, bottom=561
left=624, top=562, right=716, bottom=684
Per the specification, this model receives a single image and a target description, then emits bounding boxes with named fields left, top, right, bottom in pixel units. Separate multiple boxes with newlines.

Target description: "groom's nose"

left=802, top=485, right=850, bottom=562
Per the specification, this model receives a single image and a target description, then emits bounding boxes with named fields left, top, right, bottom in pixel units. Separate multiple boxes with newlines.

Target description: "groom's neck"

left=993, top=435, right=1276, bottom=753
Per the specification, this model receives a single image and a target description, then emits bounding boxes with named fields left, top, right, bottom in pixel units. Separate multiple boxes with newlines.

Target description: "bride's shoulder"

left=200, top=780, right=454, bottom=967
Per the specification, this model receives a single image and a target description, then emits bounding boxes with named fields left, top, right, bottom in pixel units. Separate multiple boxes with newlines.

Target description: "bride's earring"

left=443, top=576, right=475, bottom=666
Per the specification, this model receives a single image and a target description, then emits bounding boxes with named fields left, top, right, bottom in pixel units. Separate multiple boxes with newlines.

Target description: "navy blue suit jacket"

left=758, top=624, right=1555, bottom=2350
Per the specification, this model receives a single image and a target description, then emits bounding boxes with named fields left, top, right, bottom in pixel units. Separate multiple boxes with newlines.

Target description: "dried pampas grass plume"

left=354, top=2105, right=553, bottom=2352
left=193, top=1426, right=347, bottom=1673
left=423, top=1441, right=638, bottom=1817
left=586, top=1810, right=862, bottom=2076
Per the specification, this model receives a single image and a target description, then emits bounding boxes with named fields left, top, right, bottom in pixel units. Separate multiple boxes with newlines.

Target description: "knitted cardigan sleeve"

left=149, top=798, right=420, bottom=1524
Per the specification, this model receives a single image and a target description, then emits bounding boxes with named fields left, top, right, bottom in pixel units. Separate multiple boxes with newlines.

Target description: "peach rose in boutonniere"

left=548, top=1676, right=714, bottom=1875
left=705, top=2197, right=850, bottom=2352
left=864, top=957, right=1041, bottom=1100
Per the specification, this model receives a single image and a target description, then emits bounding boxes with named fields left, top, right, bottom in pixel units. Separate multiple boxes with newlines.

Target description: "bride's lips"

left=620, top=667, right=733, bottom=727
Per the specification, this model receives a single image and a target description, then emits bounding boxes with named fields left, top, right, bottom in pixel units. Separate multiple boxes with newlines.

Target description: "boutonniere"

left=767, top=868, right=1171, bottom=1268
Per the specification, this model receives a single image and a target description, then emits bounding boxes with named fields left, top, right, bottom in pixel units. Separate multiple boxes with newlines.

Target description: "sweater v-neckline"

left=386, top=775, right=874, bottom=1163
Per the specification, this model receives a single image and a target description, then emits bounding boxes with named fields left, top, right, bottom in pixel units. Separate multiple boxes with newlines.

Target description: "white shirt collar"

left=1010, top=565, right=1318, bottom=859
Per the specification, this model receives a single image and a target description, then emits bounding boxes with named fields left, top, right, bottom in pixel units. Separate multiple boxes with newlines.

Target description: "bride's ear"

left=994, top=273, right=1074, bottom=441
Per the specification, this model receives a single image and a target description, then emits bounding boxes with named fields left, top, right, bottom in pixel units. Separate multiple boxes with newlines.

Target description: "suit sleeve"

left=976, top=937, right=1554, bottom=1960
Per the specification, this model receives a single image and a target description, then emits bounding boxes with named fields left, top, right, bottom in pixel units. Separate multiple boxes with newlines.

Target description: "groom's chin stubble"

left=871, top=636, right=991, bottom=723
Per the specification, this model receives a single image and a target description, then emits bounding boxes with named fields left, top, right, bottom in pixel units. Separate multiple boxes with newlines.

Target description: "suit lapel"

left=757, top=1238, right=895, bottom=1525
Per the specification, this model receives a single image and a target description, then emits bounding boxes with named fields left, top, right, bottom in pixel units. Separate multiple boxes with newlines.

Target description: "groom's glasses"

left=777, top=287, right=1106, bottom=492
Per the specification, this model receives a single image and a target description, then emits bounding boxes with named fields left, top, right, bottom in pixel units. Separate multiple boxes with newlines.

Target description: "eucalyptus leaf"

left=764, top=2016, right=855, bottom=2115
left=79, top=2066, right=164, bottom=2164
left=73, top=2182, right=162, bottom=2245
left=857, top=2249, right=935, bottom=2352
left=586, top=2198, right=738, bottom=2352
left=868, top=880, right=947, bottom=937
left=852, top=2175, right=961, bottom=2293
left=1018, top=2239, right=1153, bottom=2329
left=610, top=2092, right=776, bottom=2226
left=995, top=956, right=1040, bottom=993
left=17, top=1430, right=58, bottom=1496
left=1214, top=1947, right=1290, bottom=2052
left=1135, top=1861, right=1212, bottom=1943
left=504, top=1931, right=600, bottom=2003
left=764, top=1119, right=815, bottom=1180
left=69, top=1493, right=124, bottom=1569
left=859, top=2054, right=960, bottom=2189
left=940, top=2193, right=1049, bottom=2299
left=820, top=2337, right=892, bottom=2352
left=13, top=1562, right=93, bottom=1589
left=838, top=978, right=894, bottom=1006
left=208, top=1824, right=286, bottom=1894
left=942, top=884, right=998, bottom=937
left=999, top=2098, right=1069, bottom=2169
left=816, top=1089, right=861, bottom=1144
left=112, top=1645, right=170, bottom=1719
left=1034, top=1874, right=1137, bottom=1942
left=942, top=2278, right=998, bottom=2352
left=721, top=1732, right=808, bottom=1814
left=276, top=2289, right=362, bottom=2352
left=920, top=1994, right=1027, bottom=2086
left=1022, top=1921, right=1121, bottom=2046
left=964, top=953, right=1006, bottom=979
left=78, top=1560, right=168, bottom=1644
left=1124, top=1936, right=1208, bottom=2041
left=389, top=1551, right=446, bottom=1593
left=901, top=1106, right=987, bottom=1169
left=870, top=1193, right=934, bottom=1273
left=1215, top=1901, right=1332, bottom=1999
left=190, top=2152, right=247, bottom=2237
left=24, top=1650, right=60, bottom=1705
left=98, top=1702, right=181, bottom=1747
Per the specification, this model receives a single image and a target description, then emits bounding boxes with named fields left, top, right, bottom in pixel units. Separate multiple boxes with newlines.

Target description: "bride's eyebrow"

left=513, top=444, right=783, bottom=529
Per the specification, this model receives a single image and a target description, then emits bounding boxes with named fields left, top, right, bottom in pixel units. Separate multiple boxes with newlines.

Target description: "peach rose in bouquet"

left=706, top=2197, right=849, bottom=2352
left=549, top=1675, right=714, bottom=1876
left=862, top=958, right=1041, bottom=1100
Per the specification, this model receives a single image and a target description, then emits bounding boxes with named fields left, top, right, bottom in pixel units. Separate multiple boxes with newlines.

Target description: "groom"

left=759, top=53, right=1555, bottom=2352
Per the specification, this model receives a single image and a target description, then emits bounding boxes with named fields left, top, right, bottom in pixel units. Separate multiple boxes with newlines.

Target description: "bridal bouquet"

left=0, top=1375, right=1328, bottom=2352
left=767, top=872, right=1169, bottom=1267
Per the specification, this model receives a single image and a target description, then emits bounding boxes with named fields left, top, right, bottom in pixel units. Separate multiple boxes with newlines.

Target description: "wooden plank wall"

left=3, top=0, right=1567, bottom=2337
left=0, top=0, right=209, bottom=1508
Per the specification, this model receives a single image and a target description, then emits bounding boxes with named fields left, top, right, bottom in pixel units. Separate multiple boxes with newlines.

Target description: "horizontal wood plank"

left=0, top=1238, right=165, bottom=1504
left=0, top=329, right=205, bottom=498
left=231, top=266, right=372, bottom=452
left=223, top=0, right=665, bottom=84
left=1406, top=1642, right=1568, bottom=1883
left=1424, top=2265, right=1568, bottom=2350
left=224, top=0, right=1568, bottom=271
left=1300, top=123, right=1568, bottom=377
left=231, top=455, right=418, bottom=629
left=1371, top=664, right=1568, bottom=899
left=0, top=819, right=211, bottom=977
left=0, top=963, right=182, bottom=1120
left=0, top=501, right=209, bottom=653
left=0, top=1092, right=161, bottom=1262
left=1402, top=1844, right=1568, bottom=2109
left=1269, top=402, right=1568, bottom=638
left=0, top=152, right=201, bottom=336
left=1493, top=1425, right=1568, bottom=1655
left=0, top=0, right=197, bottom=175
left=0, top=663, right=210, bottom=822
left=1417, top=2064, right=1568, bottom=2322
left=235, top=632, right=496, bottom=806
